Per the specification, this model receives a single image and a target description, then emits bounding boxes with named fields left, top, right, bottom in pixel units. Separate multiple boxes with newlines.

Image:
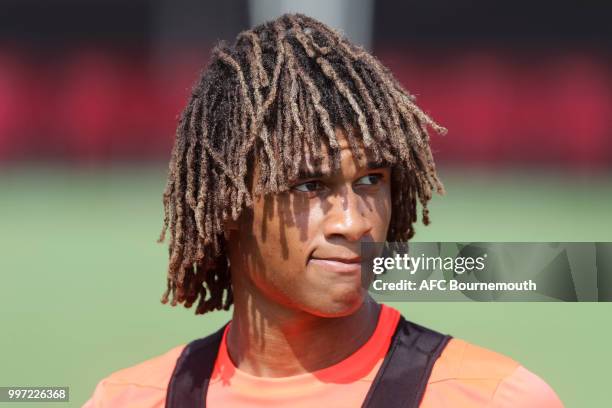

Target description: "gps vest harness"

left=166, top=315, right=451, bottom=408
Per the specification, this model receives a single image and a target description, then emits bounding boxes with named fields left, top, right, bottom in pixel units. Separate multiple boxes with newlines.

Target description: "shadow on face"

left=226, top=127, right=392, bottom=320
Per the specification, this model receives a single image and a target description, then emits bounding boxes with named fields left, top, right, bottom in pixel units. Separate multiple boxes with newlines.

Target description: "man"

left=84, top=13, right=563, bottom=407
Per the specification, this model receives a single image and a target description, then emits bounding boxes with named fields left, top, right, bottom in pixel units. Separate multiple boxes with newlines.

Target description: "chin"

left=309, top=287, right=366, bottom=318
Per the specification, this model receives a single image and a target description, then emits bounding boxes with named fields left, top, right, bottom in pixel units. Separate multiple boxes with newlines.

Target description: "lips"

left=308, top=256, right=362, bottom=274
left=313, top=256, right=362, bottom=263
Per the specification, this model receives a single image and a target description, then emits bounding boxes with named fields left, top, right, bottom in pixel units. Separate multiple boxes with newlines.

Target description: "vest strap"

left=166, top=316, right=451, bottom=408
left=361, top=316, right=452, bottom=408
left=165, top=322, right=228, bottom=408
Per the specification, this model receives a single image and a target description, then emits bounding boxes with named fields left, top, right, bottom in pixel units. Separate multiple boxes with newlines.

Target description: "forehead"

left=249, top=127, right=389, bottom=190
left=300, top=127, right=389, bottom=176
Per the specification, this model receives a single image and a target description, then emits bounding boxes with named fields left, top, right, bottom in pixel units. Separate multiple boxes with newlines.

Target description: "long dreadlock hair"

left=158, top=13, right=447, bottom=315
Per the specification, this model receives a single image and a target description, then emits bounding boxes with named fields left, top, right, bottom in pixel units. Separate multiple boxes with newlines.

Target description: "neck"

left=226, top=290, right=381, bottom=377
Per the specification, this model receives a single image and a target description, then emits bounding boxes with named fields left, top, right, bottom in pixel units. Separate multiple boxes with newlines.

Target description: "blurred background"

left=1, top=0, right=610, bottom=406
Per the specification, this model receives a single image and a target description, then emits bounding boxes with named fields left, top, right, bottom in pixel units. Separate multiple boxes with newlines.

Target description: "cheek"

left=248, top=194, right=316, bottom=274
left=367, top=187, right=392, bottom=239
left=240, top=194, right=323, bottom=306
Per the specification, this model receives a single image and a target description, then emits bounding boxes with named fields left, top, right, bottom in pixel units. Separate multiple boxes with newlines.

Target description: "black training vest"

left=166, top=316, right=451, bottom=408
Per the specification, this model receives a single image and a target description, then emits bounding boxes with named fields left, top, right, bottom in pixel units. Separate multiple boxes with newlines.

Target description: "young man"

left=84, top=14, right=563, bottom=407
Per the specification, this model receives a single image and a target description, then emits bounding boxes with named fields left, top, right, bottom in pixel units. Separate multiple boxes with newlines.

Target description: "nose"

left=323, top=186, right=373, bottom=242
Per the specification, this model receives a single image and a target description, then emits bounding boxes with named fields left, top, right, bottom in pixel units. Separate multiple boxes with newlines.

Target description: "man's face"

left=227, top=128, right=392, bottom=317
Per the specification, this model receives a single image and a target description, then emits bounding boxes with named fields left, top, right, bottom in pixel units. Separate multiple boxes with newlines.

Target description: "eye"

left=292, top=180, right=323, bottom=193
left=355, top=173, right=384, bottom=185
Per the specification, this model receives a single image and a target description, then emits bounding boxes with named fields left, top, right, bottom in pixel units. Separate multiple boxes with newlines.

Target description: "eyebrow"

left=295, top=159, right=390, bottom=181
left=296, top=168, right=325, bottom=180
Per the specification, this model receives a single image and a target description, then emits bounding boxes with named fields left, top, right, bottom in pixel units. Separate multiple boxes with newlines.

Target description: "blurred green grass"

left=1, top=165, right=611, bottom=407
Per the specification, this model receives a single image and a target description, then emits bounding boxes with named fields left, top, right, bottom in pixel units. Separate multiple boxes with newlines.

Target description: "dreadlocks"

left=158, top=13, right=447, bottom=315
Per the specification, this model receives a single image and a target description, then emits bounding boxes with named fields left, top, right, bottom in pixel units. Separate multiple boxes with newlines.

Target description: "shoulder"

left=82, top=344, right=186, bottom=408
left=426, top=338, right=564, bottom=407
left=430, top=337, right=519, bottom=381
left=491, top=365, right=565, bottom=407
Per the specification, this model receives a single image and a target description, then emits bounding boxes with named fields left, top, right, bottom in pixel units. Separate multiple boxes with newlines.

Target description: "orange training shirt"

left=83, top=304, right=564, bottom=407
